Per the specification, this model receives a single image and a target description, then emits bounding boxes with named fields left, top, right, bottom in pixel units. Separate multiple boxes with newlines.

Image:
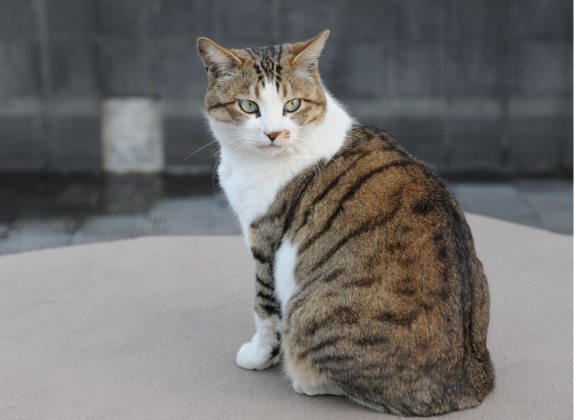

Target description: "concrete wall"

left=0, top=0, right=571, bottom=175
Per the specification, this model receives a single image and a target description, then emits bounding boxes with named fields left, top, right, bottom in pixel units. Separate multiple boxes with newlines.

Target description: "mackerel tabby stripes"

left=251, top=244, right=280, bottom=319
left=255, top=274, right=272, bottom=289
left=250, top=247, right=270, bottom=264
left=298, top=159, right=413, bottom=255
left=247, top=45, right=284, bottom=85
left=292, top=150, right=370, bottom=236
left=246, top=125, right=494, bottom=416
left=309, top=202, right=402, bottom=273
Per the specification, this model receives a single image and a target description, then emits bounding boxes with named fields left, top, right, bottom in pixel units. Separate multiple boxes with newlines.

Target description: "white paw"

left=236, top=341, right=277, bottom=370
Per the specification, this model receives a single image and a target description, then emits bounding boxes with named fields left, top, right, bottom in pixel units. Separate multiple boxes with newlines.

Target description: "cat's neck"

left=214, top=91, right=354, bottom=236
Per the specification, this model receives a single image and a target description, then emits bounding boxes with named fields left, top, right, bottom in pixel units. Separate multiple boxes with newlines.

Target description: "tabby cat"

left=197, top=30, right=494, bottom=416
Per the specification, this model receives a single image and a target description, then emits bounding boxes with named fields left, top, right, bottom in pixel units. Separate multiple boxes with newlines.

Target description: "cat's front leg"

left=236, top=311, right=280, bottom=370
left=236, top=252, right=281, bottom=370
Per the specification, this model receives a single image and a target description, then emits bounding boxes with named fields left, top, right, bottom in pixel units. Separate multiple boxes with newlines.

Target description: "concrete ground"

left=0, top=215, right=572, bottom=419
left=0, top=175, right=571, bottom=255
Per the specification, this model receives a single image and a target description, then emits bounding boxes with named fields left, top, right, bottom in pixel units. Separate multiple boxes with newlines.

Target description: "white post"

left=102, top=98, right=164, bottom=174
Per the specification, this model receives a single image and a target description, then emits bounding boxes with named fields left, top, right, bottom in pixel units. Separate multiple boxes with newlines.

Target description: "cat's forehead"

left=245, top=45, right=285, bottom=65
left=242, top=45, right=288, bottom=85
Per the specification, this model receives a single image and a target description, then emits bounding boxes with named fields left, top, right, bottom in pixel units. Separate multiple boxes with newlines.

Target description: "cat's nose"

left=265, top=131, right=281, bottom=141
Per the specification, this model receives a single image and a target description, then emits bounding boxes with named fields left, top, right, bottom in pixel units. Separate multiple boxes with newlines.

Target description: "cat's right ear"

left=197, top=37, right=243, bottom=75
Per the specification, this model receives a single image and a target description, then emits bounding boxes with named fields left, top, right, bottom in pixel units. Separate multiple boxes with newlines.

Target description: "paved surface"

left=0, top=215, right=571, bottom=419
left=0, top=175, right=571, bottom=255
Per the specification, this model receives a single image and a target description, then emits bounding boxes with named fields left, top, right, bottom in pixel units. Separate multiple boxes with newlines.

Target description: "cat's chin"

left=252, top=144, right=293, bottom=158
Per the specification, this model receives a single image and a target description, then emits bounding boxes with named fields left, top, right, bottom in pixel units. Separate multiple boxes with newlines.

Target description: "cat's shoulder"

left=343, top=125, right=408, bottom=156
left=340, top=124, right=449, bottom=194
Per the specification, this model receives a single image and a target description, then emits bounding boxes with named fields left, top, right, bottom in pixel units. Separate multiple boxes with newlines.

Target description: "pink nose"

left=265, top=131, right=281, bottom=141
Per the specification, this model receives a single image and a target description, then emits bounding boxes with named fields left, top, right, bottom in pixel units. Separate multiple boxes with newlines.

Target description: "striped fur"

left=197, top=32, right=494, bottom=416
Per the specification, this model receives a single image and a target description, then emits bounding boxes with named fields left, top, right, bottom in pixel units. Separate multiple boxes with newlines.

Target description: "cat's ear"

left=291, top=30, right=330, bottom=68
left=197, top=37, right=243, bottom=74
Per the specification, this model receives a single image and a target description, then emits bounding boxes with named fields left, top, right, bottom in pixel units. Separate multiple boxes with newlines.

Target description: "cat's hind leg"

left=291, top=376, right=345, bottom=397
left=282, top=336, right=345, bottom=397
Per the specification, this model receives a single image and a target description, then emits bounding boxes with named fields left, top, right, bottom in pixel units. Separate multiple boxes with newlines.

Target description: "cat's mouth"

left=253, top=142, right=292, bottom=157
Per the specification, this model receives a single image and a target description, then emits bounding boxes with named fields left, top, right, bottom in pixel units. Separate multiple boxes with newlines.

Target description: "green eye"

left=238, top=100, right=259, bottom=114
left=284, top=99, right=301, bottom=113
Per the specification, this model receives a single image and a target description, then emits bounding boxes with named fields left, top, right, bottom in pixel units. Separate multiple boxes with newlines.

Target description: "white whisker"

left=182, top=140, right=219, bottom=164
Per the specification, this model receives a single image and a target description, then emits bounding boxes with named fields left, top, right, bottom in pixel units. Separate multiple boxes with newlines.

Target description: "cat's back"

left=288, top=125, right=460, bottom=260
left=281, top=126, right=494, bottom=416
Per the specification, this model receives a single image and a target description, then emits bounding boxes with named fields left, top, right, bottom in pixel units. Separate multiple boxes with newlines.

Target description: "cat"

left=197, top=30, right=494, bottom=416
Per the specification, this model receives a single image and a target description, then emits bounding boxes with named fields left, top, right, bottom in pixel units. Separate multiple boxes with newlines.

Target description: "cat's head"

left=197, top=31, right=330, bottom=157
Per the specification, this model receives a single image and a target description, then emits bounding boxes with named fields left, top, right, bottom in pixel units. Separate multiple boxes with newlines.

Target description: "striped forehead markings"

left=247, top=45, right=284, bottom=87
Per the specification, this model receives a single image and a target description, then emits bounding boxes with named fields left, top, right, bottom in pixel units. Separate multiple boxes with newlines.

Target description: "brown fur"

left=248, top=128, right=494, bottom=416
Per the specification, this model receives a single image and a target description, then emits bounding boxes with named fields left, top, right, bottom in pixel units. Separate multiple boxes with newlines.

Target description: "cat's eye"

left=238, top=100, right=259, bottom=114
left=284, top=99, right=301, bottom=113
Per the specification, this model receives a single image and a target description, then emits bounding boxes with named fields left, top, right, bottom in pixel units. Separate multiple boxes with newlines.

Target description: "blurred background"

left=0, top=0, right=572, bottom=254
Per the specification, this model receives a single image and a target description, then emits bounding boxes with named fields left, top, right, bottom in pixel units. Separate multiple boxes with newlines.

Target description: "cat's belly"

left=274, top=240, right=298, bottom=314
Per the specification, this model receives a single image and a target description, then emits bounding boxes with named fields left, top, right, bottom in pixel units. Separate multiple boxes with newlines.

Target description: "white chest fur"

left=212, top=92, right=354, bottom=245
left=274, top=240, right=298, bottom=313
left=218, top=156, right=304, bottom=239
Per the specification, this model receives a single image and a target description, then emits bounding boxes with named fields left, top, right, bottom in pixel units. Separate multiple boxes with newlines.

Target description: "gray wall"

left=0, top=0, right=572, bottom=175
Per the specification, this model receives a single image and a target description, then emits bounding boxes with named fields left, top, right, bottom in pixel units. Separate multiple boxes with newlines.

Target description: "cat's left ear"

left=291, top=30, right=330, bottom=69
